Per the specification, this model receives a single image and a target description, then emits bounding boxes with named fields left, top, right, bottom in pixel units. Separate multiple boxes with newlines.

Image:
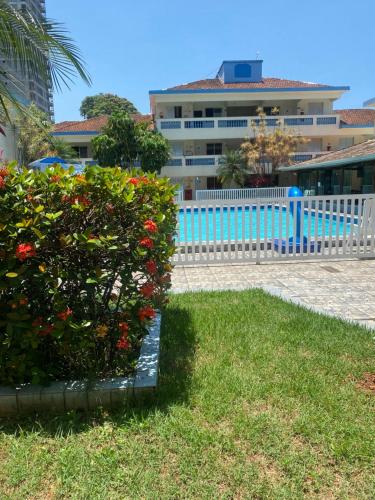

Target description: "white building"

left=150, top=60, right=375, bottom=199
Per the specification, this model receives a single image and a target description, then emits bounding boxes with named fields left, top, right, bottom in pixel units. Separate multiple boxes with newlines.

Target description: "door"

left=307, top=102, right=324, bottom=115
left=184, top=189, right=193, bottom=201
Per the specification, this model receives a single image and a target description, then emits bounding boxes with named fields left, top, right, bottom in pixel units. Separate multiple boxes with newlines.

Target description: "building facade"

left=150, top=60, right=375, bottom=199
left=279, top=139, right=375, bottom=195
left=2, top=0, right=54, bottom=119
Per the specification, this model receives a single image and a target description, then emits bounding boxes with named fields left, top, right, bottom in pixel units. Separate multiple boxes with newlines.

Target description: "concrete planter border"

left=0, top=313, right=161, bottom=417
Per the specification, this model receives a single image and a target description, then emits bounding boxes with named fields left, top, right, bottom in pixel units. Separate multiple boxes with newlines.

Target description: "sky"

left=47, top=0, right=375, bottom=123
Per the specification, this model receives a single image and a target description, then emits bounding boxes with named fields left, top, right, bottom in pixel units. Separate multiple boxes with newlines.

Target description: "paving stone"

left=172, top=260, right=375, bottom=329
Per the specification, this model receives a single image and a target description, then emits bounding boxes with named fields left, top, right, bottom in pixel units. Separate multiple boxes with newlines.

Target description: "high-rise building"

left=2, top=0, right=54, bottom=119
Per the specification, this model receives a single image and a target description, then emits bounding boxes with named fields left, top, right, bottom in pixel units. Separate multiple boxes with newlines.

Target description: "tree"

left=217, top=149, right=252, bottom=187
left=241, top=108, right=309, bottom=176
left=0, top=0, right=90, bottom=121
left=18, top=104, right=76, bottom=165
left=80, top=93, right=138, bottom=119
left=92, top=112, right=170, bottom=173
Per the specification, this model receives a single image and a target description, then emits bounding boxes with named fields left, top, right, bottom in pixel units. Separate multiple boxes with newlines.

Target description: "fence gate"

left=172, top=194, right=375, bottom=266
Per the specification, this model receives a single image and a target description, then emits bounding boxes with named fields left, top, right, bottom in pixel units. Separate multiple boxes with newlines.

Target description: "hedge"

left=0, top=165, right=177, bottom=384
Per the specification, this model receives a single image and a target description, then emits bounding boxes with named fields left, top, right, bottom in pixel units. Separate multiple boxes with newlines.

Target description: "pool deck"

left=171, top=259, right=375, bottom=329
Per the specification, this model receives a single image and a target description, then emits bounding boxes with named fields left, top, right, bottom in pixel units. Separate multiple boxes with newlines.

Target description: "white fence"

left=172, top=194, right=375, bottom=265
left=196, top=186, right=290, bottom=201
left=174, top=189, right=184, bottom=203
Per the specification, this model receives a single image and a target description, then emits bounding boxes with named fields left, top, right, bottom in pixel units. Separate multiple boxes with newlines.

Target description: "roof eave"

left=149, top=85, right=350, bottom=95
left=279, top=153, right=375, bottom=172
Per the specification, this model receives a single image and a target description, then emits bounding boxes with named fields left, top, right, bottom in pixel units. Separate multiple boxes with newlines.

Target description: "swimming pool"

left=178, top=205, right=353, bottom=243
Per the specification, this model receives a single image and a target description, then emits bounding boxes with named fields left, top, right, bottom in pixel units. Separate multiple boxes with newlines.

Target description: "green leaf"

left=5, top=272, right=18, bottom=278
left=31, top=227, right=44, bottom=239
left=85, top=277, right=97, bottom=284
left=34, top=205, right=45, bottom=213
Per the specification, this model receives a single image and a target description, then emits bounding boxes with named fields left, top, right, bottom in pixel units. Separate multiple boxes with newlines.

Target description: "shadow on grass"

left=0, top=305, right=197, bottom=437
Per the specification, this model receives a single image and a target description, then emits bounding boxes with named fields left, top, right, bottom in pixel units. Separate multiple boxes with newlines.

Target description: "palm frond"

left=0, top=0, right=91, bottom=118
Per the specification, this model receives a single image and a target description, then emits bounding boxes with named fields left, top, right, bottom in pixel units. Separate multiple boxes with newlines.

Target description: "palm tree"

left=0, top=0, right=91, bottom=122
left=217, top=149, right=252, bottom=188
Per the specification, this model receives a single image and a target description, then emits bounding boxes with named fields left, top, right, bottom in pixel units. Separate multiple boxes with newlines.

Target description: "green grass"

left=1, top=289, right=375, bottom=499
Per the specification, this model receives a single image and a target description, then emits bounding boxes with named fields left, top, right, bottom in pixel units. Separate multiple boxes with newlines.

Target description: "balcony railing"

left=157, top=114, right=338, bottom=131
left=166, top=155, right=222, bottom=168
left=165, top=152, right=326, bottom=169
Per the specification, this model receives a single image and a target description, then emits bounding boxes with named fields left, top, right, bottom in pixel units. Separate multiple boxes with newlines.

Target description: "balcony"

left=162, top=151, right=327, bottom=177
left=156, top=115, right=340, bottom=140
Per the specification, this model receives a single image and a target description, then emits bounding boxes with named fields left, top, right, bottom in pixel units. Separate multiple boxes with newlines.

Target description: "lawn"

left=1, top=289, right=375, bottom=499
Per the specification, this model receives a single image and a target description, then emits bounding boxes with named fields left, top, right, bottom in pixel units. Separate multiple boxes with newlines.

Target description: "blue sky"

left=47, top=0, right=375, bottom=122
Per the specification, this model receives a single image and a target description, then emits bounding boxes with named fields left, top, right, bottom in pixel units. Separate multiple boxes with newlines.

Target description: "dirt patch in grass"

left=357, top=372, right=375, bottom=394
left=246, top=453, right=283, bottom=484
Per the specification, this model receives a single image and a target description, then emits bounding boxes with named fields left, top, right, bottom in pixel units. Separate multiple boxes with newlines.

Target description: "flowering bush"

left=0, top=165, right=177, bottom=384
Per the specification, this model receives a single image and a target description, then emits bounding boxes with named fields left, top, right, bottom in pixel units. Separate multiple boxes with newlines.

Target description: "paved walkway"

left=171, top=259, right=375, bottom=329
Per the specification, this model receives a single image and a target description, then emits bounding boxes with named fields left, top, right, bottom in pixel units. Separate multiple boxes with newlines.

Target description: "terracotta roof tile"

left=334, top=109, right=375, bottom=126
left=168, top=77, right=329, bottom=91
left=53, top=114, right=152, bottom=133
left=285, top=139, right=375, bottom=169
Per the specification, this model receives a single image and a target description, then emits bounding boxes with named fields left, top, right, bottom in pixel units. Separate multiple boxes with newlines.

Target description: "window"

left=206, top=143, right=222, bottom=155
left=234, top=63, right=251, bottom=78
left=205, top=108, right=222, bottom=117
left=72, top=146, right=88, bottom=158
left=193, top=110, right=203, bottom=118
left=174, top=106, right=182, bottom=118
left=207, top=177, right=223, bottom=190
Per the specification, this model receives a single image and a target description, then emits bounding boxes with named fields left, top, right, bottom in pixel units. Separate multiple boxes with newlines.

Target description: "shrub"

left=0, top=165, right=177, bottom=384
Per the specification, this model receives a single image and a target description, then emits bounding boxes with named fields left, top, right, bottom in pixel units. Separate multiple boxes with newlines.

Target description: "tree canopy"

left=18, top=104, right=76, bottom=165
left=80, top=93, right=138, bottom=119
left=92, top=112, right=170, bottom=173
left=241, top=109, right=309, bottom=175
left=217, top=150, right=252, bottom=187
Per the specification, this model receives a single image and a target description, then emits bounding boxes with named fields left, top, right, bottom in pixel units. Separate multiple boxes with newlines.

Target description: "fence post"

left=256, top=202, right=261, bottom=264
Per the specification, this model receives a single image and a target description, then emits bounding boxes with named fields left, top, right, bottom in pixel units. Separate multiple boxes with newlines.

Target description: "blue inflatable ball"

left=288, top=186, right=303, bottom=198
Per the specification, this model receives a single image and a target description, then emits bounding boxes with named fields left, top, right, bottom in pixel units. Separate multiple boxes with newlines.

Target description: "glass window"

left=174, top=106, right=182, bottom=118
left=206, top=143, right=222, bottom=155
left=234, top=63, right=252, bottom=78
left=205, top=108, right=222, bottom=117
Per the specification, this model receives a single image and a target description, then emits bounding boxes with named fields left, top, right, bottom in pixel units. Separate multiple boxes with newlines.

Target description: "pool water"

left=178, top=205, right=353, bottom=243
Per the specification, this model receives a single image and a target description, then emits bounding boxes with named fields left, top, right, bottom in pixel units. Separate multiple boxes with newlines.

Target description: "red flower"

left=57, top=308, right=73, bottom=321
left=144, top=219, right=158, bottom=233
left=62, top=194, right=90, bottom=206
left=15, top=243, right=36, bottom=261
left=0, top=167, right=9, bottom=177
left=145, top=260, right=157, bottom=274
left=39, top=324, right=54, bottom=336
left=32, top=317, right=54, bottom=336
left=139, top=237, right=154, bottom=249
left=116, top=336, right=130, bottom=350
left=50, top=175, right=61, bottom=183
left=138, top=305, right=156, bottom=322
left=129, top=178, right=139, bottom=186
left=119, top=321, right=129, bottom=336
left=32, top=316, right=43, bottom=327
left=140, top=282, right=155, bottom=298
left=0, top=176, right=5, bottom=189
left=26, top=194, right=33, bottom=202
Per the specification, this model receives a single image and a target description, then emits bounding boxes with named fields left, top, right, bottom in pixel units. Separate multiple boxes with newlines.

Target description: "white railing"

left=174, top=189, right=184, bottom=203
left=157, top=114, right=339, bottom=132
left=196, top=186, right=290, bottom=201
left=172, top=194, right=375, bottom=265
left=167, top=155, right=222, bottom=168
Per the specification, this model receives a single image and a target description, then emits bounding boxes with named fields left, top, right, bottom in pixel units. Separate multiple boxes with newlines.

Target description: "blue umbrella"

left=29, top=157, right=84, bottom=173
